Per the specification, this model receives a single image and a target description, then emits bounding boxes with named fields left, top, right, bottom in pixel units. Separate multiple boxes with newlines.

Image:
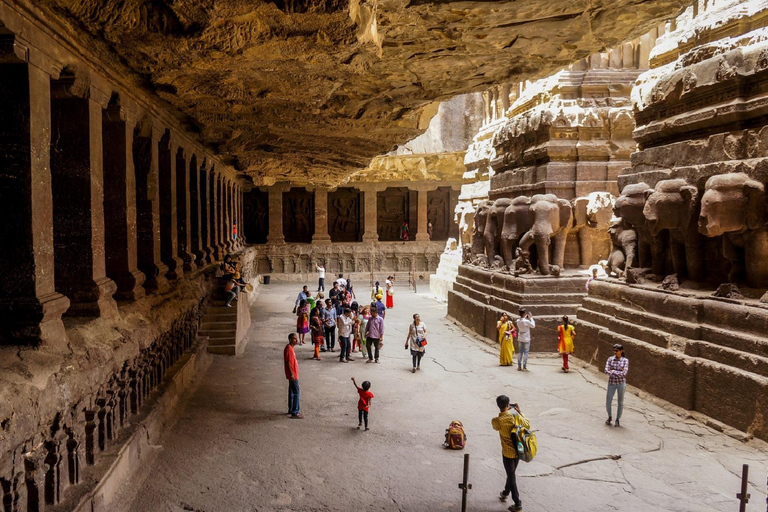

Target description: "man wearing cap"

left=605, top=343, right=629, bottom=427
left=516, top=308, right=535, bottom=371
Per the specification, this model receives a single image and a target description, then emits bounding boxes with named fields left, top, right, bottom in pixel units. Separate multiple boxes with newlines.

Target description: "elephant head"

left=519, top=194, right=573, bottom=275
left=500, top=196, right=532, bottom=268
left=484, top=198, right=513, bottom=267
left=614, top=182, right=652, bottom=229
left=470, top=200, right=492, bottom=260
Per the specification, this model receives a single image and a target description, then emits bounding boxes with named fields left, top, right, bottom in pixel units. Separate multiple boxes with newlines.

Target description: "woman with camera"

left=405, top=313, right=428, bottom=373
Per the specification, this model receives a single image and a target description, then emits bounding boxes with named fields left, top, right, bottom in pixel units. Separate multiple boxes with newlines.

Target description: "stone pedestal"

left=361, top=187, right=379, bottom=242
left=312, top=187, right=332, bottom=244
left=415, top=188, right=430, bottom=242
left=267, top=184, right=285, bottom=244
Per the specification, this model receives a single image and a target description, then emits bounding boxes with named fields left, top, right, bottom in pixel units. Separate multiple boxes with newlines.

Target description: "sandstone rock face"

left=29, top=0, right=686, bottom=184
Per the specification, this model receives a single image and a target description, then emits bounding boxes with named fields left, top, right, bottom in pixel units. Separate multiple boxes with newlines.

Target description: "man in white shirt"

left=336, top=273, right=347, bottom=288
left=316, top=263, right=326, bottom=292
left=337, top=308, right=355, bottom=363
left=516, top=308, right=535, bottom=372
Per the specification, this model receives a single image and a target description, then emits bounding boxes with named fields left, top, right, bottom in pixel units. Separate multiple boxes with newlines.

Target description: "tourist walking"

left=309, top=308, right=324, bottom=360
left=351, top=377, right=374, bottom=431
left=358, top=305, right=370, bottom=359
left=322, top=298, right=337, bottom=352
left=293, top=285, right=309, bottom=314
left=374, top=294, right=386, bottom=319
left=516, top=308, right=535, bottom=371
left=558, top=316, right=575, bottom=373
left=365, top=304, right=385, bottom=363
left=346, top=278, right=356, bottom=300
left=329, top=282, right=342, bottom=314
left=296, top=299, right=309, bottom=345
left=404, top=313, right=427, bottom=373
left=316, top=263, right=326, bottom=291
left=605, top=343, right=629, bottom=427
left=385, top=276, right=394, bottom=309
left=492, top=395, right=530, bottom=511
left=371, top=281, right=384, bottom=300
left=223, top=277, right=239, bottom=308
left=497, top=312, right=516, bottom=366
left=338, top=308, right=354, bottom=363
left=400, top=220, right=409, bottom=240
left=284, top=334, right=302, bottom=419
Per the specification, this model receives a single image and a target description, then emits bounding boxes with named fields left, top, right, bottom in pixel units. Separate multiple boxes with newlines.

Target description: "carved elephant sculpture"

left=614, top=182, right=657, bottom=270
left=519, top=194, right=573, bottom=276
left=699, top=172, right=768, bottom=288
left=605, top=218, right=638, bottom=278
left=470, top=200, right=492, bottom=265
left=500, top=196, right=533, bottom=269
left=484, top=198, right=512, bottom=268
left=643, top=178, right=706, bottom=282
left=572, top=192, right=615, bottom=267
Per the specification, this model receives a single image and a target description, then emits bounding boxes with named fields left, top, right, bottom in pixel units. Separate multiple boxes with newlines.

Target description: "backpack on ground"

left=512, top=424, right=537, bottom=462
left=444, top=420, right=467, bottom=450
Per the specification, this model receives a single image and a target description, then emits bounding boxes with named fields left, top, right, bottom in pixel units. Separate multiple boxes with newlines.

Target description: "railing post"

left=736, top=463, right=750, bottom=512
left=457, top=453, right=471, bottom=512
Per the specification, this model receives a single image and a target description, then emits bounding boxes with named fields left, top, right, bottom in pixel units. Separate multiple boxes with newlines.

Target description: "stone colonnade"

left=0, top=18, right=246, bottom=346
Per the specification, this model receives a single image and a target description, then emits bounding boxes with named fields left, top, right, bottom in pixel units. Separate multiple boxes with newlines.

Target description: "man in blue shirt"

left=293, top=286, right=309, bottom=314
left=322, top=298, right=338, bottom=352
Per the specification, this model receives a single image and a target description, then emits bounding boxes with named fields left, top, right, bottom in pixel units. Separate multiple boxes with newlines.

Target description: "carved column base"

left=415, top=233, right=430, bottom=242
left=192, top=249, right=207, bottom=267
left=163, top=256, right=184, bottom=280
left=64, top=277, right=118, bottom=319
left=0, top=293, right=70, bottom=346
left=181, top=250, right=197, bottom=272
left=312, top=234, right=332, bottom=244
left=141, top=262, right=170, bottom=293
left=362, top=233, right=379, bottom=243
left=112, top=269, right=147, bottom=301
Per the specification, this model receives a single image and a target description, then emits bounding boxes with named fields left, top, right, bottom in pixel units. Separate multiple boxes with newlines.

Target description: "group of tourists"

left=220, top=254, right=248, bottom=307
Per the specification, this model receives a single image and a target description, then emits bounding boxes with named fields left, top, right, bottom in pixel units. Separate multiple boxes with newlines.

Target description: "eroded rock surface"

left=31, top=0, right=686, bottom=184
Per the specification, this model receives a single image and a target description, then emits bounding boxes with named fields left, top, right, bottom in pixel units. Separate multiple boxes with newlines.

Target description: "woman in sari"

left=296, top=299, right=309, bottom=345
left=558, top=315, right=575, bottom=372
left=497, top=312, right=516, bottom=366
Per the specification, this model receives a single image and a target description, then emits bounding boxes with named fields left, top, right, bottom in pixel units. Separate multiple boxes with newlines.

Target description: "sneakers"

left=225, top=303, right=233, bottom=308
left=416, top=366, right=421, bottom=371
left=340, top=359, right=348, bottom=363
left=364, top=427, right=370, bottom=431
left=499, top=492, right=508, bottom=502
left=508, top=505, right=522, bottom=511
left=615, top=419, right=621, bottom=427
left=605, top=417, right=612, bottom=425
left=375, top=359, right=380, bottom=363
left=366, top=359, right=373, bottom=364
left=523, top=366, right=528, bottom=371
left=357, top=423, right=362, bottom=429
left=290, top=413, right=304, bottom=419
left=412, top=368, right=416, bottom=373
left=517, top=366, right=522, bottom=371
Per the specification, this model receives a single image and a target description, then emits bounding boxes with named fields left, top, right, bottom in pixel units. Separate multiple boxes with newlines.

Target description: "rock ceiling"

left=36, top=0, right=686, bottom=185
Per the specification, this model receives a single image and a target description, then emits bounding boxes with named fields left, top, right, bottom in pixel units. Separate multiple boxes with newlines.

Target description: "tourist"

left=351, top=377, right=374, bottom=431
left=605, top=343, right=629, bottom=427
left=316, top=262, right=326, bottom=292
left=492, top=395, right=530, bottom=511
left=338, top=308, right=354, bottom=363
left=346, top=278, right=356, bottom=299
left=284, top=334, right=302, bottom=419
left=309, top=307, right=324, bottom=361
left=365, top=303, right=385, bottom=363
left=374, top=294, right=386, bottom=319
left=323, top=298, right=338, bottom=352
left=358, top=305, right=370, bottom=359
left=404, top=313, right=427, bottom=373
left=351, top=304, right=362, bottom=354
left=329, top=282, right=342, bottom=314
left=371, top=281, right=384, bottom=300
left=223, top=277, right=239, bottom=308
left=385, top=276, right=394, bottom=309
left=221, top=254, right=236, bottom=277
left=293, top=285, right=309, bottom=314
left=497, top=312, right=515, bottom=366
left=516, top=308, right=535, bottom=371
left=586, top=266, right=599, bottom=291
left=400, top=220, right=409, bottom=240
left=296, top=299, right=309, bottom=345
left=558, top=316, right=575, bottom=373
left=336, top=273, right=347, bottom=288
left=316, top=299, right=327, bottom=352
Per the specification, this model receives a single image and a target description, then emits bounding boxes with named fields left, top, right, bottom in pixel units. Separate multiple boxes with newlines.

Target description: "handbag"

left=413, top=322, right=428, bottom=347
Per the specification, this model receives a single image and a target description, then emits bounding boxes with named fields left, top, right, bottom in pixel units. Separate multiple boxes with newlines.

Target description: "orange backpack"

left=444, top=420, right=467, bottom=450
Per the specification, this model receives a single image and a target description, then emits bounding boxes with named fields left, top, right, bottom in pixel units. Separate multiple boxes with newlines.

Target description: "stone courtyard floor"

left=116, top=283, right=767, bottom=512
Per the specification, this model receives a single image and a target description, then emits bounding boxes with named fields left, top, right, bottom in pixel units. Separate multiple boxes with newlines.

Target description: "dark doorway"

left=245, top=189, right=269, bottom=244
left=283, top=188, right=314, bottom=243
left=427, top=187, right=452, bottom=241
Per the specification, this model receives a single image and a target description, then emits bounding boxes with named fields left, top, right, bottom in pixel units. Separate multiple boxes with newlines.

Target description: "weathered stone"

left=712, top=283, right=744, bottom=300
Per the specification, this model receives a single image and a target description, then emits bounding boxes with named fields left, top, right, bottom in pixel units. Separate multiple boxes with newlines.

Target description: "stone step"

left=699, top=324, right=768, bottom=359
left=576, top=308, right=673, bottom=349
left=687, top=339, right=768, bottom=379
left=201, top=321, right=237, bottom=330
left=200, top=329, right=237, bottom=338
left=207, top=336, right=237, bottom=347
left=207, top=344, right=237, bottom=356
left=580, top=296, right=700, bottom=340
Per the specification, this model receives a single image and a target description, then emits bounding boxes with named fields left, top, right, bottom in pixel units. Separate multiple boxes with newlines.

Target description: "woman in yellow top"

left=497, top=312, right=516, bottom=366
left=558, top=315, right=575, bottom=373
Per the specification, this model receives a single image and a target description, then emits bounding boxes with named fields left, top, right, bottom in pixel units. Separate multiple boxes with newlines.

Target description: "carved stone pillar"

left=209, top=170, right=221, bottom=261
left=175, top=145, right=196, bottom=271
left=361, top=185, right=379, bottom=243
left=50, top=76, right=117, bottom=317
left=223, top=181, right=233, bottom=251
left=189, top=155, right=205, bottom=264
left=313, top=187, right=332, bottom=244
left=415, top=188, right=430, bottom=241
left=102, top=101, right=146, bottom=301
left=0, top=52, right=70, bottom=344
left=199, top=164, right=211, bottom=263
left=158, top=130, right=183, bottom=279
left=449, top=186, right=461, bottom=240
left=267, top=184, right=285, bottom=244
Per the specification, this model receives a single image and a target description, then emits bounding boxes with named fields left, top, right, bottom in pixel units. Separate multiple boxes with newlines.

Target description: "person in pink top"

left=284, top=333, right=302, bottom=419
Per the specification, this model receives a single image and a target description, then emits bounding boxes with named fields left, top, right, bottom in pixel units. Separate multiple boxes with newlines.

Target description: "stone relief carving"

left=377, top=188, right=409, bottom=242
left=329, top=188, right=361, bottom=242
left=572, top=192, right=615, bottom=267
left=283, top=188, right=314, bottom=243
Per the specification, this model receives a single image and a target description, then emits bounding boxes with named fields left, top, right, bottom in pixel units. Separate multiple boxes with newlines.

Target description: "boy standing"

left=284, top=334, right=302, bottom=419
left=351, top=377, right=374, bottom=430
left=492, top=395, right=530, bottom=511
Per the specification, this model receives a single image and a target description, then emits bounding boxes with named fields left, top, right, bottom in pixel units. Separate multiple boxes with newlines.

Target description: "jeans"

left=339, top=336, right=351, bottom=360
left=606, top=383, right=626, bottom=420
left=358, top=409, right=369, bottom=428
left=366, top=338, right=380, bottom=361
left=288, top=380, right=300, bottom=415
left=411, top=349, right=424, bottom=368
left=318, top=278, right=325, bottom=291
left=224, top=289, right=237, bottom=306
left=517, top=341, right=530, bottom=368
left=502, top=456, right=521, bottom=506
left=324, top=325, right=336, bottom=350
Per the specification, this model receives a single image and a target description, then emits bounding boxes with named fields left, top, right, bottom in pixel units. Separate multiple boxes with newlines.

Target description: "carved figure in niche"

left=643, top=179, right=706, bottom=282
left=462, top=244, right=473, bottom=265
left=500, top=196, right=532, bottom=269
left=484, top=198, right=513, bottom=267
left=572, top=192, right=615, bottom=268
left=471, top=201, right=492, bottom=264
left=605, top=219, right=637, bottom=278
left=512, top=248, right=534, bottom=276
left=331, top=197, right=357, bottom=237
left=699, top=173, right=768, bottom=288
left=378, top=194, right=407, bottom=241
left=455, top=203, right=475, bottom=247
left=614, top=182, right=658, bottom=270
left=518, top=194, right=573, bottom=276
left=427, top=196, right=447, bottom=238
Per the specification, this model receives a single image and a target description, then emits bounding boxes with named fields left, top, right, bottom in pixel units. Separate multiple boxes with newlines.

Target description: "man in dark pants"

left=364, top=304, right=385, bottom=363
left=284, top=334, right=302, bottom=419
left=491, top=395, right=531, bottom=511
left=322, top=298, right=337, bottom=352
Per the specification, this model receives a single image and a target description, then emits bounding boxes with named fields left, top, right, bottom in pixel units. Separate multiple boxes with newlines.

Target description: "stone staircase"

left=576, top=280, right=768, bottom=439
left=201, top=290, right=252, bottom=356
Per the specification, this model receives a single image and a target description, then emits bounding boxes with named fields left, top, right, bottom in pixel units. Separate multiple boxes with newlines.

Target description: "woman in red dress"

left=385, top=276, right=394, bottom=309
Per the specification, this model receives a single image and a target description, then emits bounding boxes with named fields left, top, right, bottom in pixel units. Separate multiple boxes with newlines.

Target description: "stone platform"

left=447, top=265, right=588, bottom=350
left=576, top=280, right=768, bottom=439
